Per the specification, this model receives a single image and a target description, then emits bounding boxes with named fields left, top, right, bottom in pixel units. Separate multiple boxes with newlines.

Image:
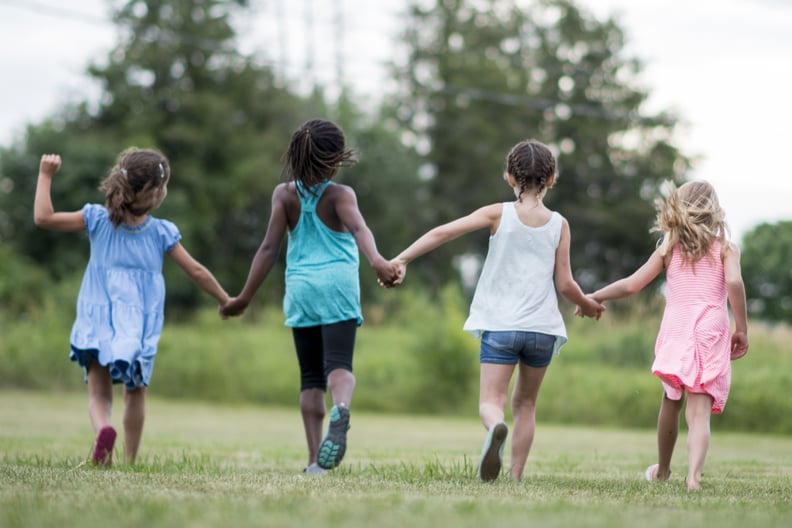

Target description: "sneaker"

left=91, top=426, right=117, bottom=465
left=477, top=421, right=508, bottom=482
left=317, top=404, right=350, bottom=469
left=303, top=463, right=328, bottom=475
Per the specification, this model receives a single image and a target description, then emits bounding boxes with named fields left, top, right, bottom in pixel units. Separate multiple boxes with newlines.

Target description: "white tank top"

left=463, top=203, right=568, bottom=351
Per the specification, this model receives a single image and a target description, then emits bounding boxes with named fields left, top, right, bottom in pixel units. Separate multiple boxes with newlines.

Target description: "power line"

left=0, top=0, right=108, bottom=25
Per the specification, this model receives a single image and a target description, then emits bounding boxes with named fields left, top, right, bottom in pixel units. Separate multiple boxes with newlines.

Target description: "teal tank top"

left=283, top=181, right=363, bottom=327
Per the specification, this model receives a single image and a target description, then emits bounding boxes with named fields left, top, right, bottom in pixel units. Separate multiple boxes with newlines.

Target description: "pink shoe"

left=91, top=426, right=117, bottom=465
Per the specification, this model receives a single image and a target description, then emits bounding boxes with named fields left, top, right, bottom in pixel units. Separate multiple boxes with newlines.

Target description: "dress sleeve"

left=81, top=203, right=105, bottom=236
left=158, top=219, right=182, bottom=253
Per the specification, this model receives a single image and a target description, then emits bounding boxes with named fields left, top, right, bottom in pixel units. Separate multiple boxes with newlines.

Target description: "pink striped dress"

left=653, top=241, right=732, bottom=413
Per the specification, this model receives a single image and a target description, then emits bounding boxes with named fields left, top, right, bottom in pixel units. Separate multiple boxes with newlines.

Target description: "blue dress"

left=283, top=181, right=362, bottom=327
left=69, top=204, right=181, bottom=388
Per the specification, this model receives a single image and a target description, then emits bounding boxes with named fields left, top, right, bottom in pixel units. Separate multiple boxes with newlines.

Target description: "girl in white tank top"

left=389, top=140, right=603, bottom=481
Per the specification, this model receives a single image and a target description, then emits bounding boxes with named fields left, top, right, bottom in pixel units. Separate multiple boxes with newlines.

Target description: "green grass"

left=1, top=390, right=790, bottom=528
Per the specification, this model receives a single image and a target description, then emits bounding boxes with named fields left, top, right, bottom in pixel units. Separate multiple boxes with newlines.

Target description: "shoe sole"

left=91, top=426, right=117, bottom=465
left=478, top=422, right=508, bottom=482
left=317, top=405, right=350, bottom=469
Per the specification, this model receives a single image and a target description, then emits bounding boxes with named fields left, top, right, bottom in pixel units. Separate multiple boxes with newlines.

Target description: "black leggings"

left=291, top=319, right=357, bottom=391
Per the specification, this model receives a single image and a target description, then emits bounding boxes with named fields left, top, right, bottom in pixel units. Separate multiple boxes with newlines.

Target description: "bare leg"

left=685, top=393, right=713, bottom=491
left=327, top=368, right=355, bottom=407
left=509, top=363, right=548, bottom=480
left=300, top=387, right=326, bottom=465
left=123, top=386, right=146, bottom=464
left=655, top=392, right=683, bottom=480
left=476, top=363, right=514, bottom=481
left=87, top=363, right=113, bottom=432
left=479, top=363, right=514, bottom=429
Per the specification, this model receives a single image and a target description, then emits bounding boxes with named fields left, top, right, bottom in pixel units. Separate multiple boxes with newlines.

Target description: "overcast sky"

left=1, top=0, right=790, bottom=241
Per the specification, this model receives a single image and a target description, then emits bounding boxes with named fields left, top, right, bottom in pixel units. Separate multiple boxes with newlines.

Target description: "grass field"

left=1, top=390, right=791, bottom=528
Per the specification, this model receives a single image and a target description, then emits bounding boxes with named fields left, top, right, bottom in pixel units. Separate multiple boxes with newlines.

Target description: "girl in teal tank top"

left=221, top=119, right=400, bottom=473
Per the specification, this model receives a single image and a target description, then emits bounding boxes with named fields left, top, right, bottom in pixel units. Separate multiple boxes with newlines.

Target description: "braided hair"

left=283, top=119, right=356, bottom=195
left=505, top=140, right=557, bottom=202
left=100, top=147, right=170, bottom=227
left=654, top=180, right=730, bottom=264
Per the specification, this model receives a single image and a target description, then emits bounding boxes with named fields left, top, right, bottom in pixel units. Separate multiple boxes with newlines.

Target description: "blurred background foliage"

left=0, top=0, right=789, bottom=431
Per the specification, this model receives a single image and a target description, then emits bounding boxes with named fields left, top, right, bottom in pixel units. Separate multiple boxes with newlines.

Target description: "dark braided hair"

left=505, top=140, right=557, bottom=202
left=100, top=147, right=170, bottom=227
left=283, top=119, right=356, bottom=195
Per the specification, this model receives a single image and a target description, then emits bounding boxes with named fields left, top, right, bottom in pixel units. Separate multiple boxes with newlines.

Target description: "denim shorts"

left=479, top=331, right=556, bottom=367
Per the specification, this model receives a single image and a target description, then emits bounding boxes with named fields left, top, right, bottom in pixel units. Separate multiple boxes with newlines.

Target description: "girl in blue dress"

left=220, top=119, right=400, bottom=473
left=34, top=149, right=229, bottom=465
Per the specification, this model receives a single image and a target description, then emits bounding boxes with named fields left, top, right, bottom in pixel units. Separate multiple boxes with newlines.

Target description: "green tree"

left=0, top=1, right=324, bottom=310
left=740, top=221, right=792, bottom=323
left=389, top=0, right=690, bottom=290
left=0, top=0, right=425, bottom=314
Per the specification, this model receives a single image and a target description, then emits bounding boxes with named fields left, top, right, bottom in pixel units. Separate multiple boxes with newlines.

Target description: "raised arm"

left=221, top=184, right=290, bottom=316
left=553, top=218, right=604, bottom=318
left=590, top=247, right=665, bottom=302
left=33, top=154, right=86, bottom=232
left=334, top=185, right=400, bottom=286
left=723, top=242, right=748, bottom=359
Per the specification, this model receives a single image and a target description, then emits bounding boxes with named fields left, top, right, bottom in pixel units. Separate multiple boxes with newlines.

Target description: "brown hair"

left=505, top=140, right=557, bottom=202
left=100, top=147, right=170, bottom=227
left=655, top=180, right=730, bottom=263
left=283, top=119, right=356, bottom=194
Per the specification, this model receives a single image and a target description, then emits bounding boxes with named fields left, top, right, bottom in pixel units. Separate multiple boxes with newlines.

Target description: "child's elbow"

left=726, top=276, right=745, bottom=291
left=33, top=211, right=47, bottom=226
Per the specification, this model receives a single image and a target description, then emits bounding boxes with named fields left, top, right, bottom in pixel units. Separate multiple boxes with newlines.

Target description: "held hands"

left=219, top=297, right=249, bottom=318
left=574, top=294, right=606, bottom=320
left=730, top=331, right=748, bottom=360
left=39, top=154, right=62, bottom=177
left=375, top=257, right=403, bottom=288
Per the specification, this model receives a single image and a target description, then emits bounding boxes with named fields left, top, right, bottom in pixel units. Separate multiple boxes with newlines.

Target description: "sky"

left=1, top=0, right=790, bottom=242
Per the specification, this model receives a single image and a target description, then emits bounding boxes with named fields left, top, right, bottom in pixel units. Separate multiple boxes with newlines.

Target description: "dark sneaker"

left=91, top=426, right=117, bottom=465
left=317, top=404, right=350, bottom=469
left=477, top=421, right=508, bottom=482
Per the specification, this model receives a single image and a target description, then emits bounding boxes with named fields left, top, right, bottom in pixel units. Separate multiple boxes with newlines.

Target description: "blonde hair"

left=99, top=148, right=170, bottom=227
left=654, top=180, right=729, bottom=264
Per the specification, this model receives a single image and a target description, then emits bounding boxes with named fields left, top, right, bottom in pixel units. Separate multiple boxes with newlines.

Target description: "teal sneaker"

left=317, top=404, right=351, bottom=469
left=477, top=421, right=508, bottom=482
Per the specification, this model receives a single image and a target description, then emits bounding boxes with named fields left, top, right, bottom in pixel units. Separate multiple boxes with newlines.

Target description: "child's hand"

left=39, top=154, right=62, bottom=178
left=374, top=257, right=401, bottom=288
left=730, top=331, right=748, bottom=360
left=390, top=259, right=407, bottom=286
left=220, top=297, right=248, bottom=317
left=575, top=295, right=605, bottom=320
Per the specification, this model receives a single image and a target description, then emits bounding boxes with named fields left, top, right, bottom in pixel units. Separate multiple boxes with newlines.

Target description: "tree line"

left=0, top=0, right=787, bottom=322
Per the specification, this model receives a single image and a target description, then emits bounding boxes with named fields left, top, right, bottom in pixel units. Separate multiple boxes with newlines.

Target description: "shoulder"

left=83, top=203, right=107, bottom=219
left=554, top=213, right=569, bottom=232
left=153, top=216, right=182, bottom=246
left=325, top=182, right=357, bottom=203
left=722, top=240, right=741, bottom=259
left=82, top=203, right=108, bottom=231
left=481, top=202, right=503, bottom=216
left=273, top=182, right=293, bottom=198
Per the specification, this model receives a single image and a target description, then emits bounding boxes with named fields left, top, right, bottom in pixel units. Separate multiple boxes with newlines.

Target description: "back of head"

left=655, top=180, right=729, bottom=262
left=100, top=147, right=171, bottom=227
left=505, top=140, right=557, bottom=201
left=283, top=119, right=356, bottom=193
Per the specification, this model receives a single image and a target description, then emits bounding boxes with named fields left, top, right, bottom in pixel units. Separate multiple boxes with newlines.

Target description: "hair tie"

left=158, top=163, right=165, bottom=179
left=120, top=168, right=128, bottom=178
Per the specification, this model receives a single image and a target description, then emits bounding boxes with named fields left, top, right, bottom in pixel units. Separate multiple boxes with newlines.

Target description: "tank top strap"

left=295, top=181, right=333, bottom=212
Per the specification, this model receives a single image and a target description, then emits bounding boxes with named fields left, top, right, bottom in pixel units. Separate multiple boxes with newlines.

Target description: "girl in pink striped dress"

left=582, top=181, right=748, bottom=491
